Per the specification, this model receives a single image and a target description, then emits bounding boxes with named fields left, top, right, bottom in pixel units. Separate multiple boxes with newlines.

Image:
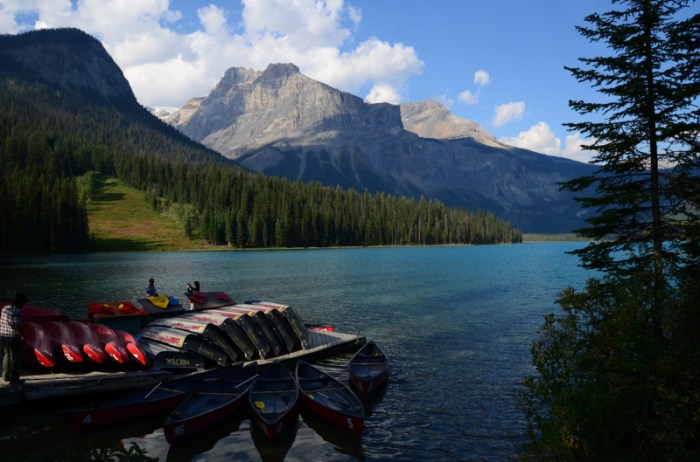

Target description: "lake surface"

left=0, top=243, right=591, bottom=461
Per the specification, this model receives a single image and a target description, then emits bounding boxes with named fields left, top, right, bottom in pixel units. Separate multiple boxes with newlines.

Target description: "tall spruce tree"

left=520, top=1, right=700, bottom=460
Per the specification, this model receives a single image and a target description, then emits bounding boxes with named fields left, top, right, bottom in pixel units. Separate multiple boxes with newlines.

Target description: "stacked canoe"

left=135, top=301, right=312, bottom=367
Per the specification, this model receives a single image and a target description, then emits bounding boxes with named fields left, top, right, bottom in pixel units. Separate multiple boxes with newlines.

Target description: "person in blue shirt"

left=146, top=278, right=158, bottom=297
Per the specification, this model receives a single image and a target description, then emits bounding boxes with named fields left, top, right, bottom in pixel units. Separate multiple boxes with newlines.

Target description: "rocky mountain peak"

left=400, top=100, right=501, bottom=146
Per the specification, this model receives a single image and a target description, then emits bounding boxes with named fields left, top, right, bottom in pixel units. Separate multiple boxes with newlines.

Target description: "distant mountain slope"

left=0, top=28, right=231, bottom=167
left=167, top=64, right=595, bottom=233
left=0, top=28, right=136, bottom=108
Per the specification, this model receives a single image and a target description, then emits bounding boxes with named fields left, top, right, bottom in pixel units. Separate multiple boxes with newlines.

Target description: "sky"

left=0, top=0, right=621, bottom=163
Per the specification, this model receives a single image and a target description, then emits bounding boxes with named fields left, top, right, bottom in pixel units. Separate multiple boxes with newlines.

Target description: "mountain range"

left=164, top=63, right=595, bottom=233
left=2, top=27, right=594, bottom=234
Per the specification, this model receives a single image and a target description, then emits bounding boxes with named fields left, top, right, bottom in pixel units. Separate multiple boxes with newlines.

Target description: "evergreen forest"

left=0, top=79, right=522, bottom=254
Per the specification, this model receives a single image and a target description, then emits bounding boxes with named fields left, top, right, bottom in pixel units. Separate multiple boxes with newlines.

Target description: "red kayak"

left=42, top=321, right=84, bottom=364
left=115, top=329, right=149, bottom=366
left=20, top=322, right=56, bottom=368
left=89, top=323, right=128, bottom=364
left=66, top=321, right=107, bottom=364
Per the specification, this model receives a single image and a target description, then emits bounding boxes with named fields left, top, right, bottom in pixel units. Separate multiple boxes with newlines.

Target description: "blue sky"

left=0, top=0, right=622, bottom=162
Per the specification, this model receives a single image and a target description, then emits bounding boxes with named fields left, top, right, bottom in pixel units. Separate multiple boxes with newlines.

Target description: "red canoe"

left=348, top=341, right=390, bottom=396
left=66, top=321, right=107, bottom=364
left=42, top=321, right=84, bottom=364
left=66, top=367, right=231, bottom=429
left=296, top=360, right=365, bottom=436
left=248, top=362, right=299, bottom=441
left=20, top=322, right=56, bottom=368
left=163, top=366, right=257, bottom=444
left=115, top=329, right=149, bottom=366
left=89, top=323, right=128, bottom=364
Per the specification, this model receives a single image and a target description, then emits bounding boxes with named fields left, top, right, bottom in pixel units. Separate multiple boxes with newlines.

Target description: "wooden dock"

left=0, top=330, right=364, bottom=407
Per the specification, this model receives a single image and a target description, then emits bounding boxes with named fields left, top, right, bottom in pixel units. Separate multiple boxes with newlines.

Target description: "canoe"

left=137, top=337, right=205, bottom=370
left=206, top=308, right=270, bottom=359
left=42, top=321, right=84, bottom=364
left=348, top=341, right=390, bottom=396
left=247, top=301, right=311, bottom=349
left=163, top=365, right=257, bottom=443
left=147, top=317, right=238, bottom=362
left=115, top=329, right=149, bottom=366
left=89, top=323, right=129, bottom=364
left=18, top=303, right=69, bottom=323
left=296, top=360, right=365, bottom=436
left=248, top=362, right=299, bottom=441
left=222, top=305, right=284, bottom=357
left=180, top=311, right=256, bottom=361
left=20, top=322, right=56, bottom=368
left=65, top=367, right=229, bottom=429
left=137, top=325, right=227, bottom=366
left=235, top=303, right=297, bottom=354
left=66, top=321, right=107, bottom=364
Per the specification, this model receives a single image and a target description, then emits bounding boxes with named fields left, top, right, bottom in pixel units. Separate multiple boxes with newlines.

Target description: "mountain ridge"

left=166, top=63, right=594, bottom=233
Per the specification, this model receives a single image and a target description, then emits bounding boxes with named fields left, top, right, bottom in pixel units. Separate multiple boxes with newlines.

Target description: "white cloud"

left=499, top=122, right=595, bottom=162
left=563, top=133, right=596, bottom=163
left=458, top=90, right=478, bottom=105
left=493, top=101, right=525, bottom=127
left=474, top=70, right=490, bottom=86
left=0, top=0, right=424, bottom=108
left=365, top=83, right=400, bottom=104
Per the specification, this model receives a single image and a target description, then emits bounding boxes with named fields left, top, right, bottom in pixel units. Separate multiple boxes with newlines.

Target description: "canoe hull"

left=249, top=363, right=299, bottom=441
left=296, top=361, right=365, bottom=436
left=348, top=341, right=390, bottom=396
left=66, top=367, right=229, bottom=429
left=163, top=367, right=256, bottom=444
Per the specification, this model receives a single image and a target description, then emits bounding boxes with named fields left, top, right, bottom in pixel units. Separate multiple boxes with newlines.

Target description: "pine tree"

left=521, top=1, right=700, bottom=459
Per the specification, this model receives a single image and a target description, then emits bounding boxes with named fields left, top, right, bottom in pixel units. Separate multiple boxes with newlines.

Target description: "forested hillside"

left=0, top=32, right=522, bottom=253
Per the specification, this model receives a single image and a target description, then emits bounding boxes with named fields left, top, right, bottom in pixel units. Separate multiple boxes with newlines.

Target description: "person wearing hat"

left=1, top=293, right=27, bottom=385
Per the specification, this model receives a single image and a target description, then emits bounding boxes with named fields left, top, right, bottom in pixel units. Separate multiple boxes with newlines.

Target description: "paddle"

left=233, top=374, right=258, bottom=389
left=144, top=381, right=162, bottom=399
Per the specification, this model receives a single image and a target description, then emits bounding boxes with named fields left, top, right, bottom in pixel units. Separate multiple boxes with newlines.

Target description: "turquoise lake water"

left=0, top=243, right=592, bottom=461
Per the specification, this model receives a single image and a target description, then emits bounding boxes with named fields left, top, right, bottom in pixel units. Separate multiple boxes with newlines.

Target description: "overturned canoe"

left=206, top=308, right=270, bottom=360
left=221, top=305, right=284, bottom=358
left=66, top=321, right=107, bottom=364
left=180, top=311, right=255, bottom=361
left=247, top=301, right=311, bottom=349
left=137, top=325, right=227, bottom=366
left=42, top=321, right=83, bottom=364
left=147, top=317, right=238, bottom=363
left=20, top=322, right=56, bottom=368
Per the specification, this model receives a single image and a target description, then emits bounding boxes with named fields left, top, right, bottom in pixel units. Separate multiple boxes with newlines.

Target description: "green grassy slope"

left=87, top=177, right=206, bottom=251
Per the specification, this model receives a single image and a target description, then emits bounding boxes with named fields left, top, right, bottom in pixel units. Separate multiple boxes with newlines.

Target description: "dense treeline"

left=0, top=79, right=521, bottom=254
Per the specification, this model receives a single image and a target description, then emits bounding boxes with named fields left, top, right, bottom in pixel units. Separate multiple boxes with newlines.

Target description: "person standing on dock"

left=146, top=278, right=158, bottom=297
left=1, top=293, right=26, bottom=385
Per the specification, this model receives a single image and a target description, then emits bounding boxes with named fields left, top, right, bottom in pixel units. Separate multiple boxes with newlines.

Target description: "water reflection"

left=250, top=416, right=299, bottom=462
left=300, top=407, right=365, bottom=460
left=166, top=408, right=247, bottom=462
